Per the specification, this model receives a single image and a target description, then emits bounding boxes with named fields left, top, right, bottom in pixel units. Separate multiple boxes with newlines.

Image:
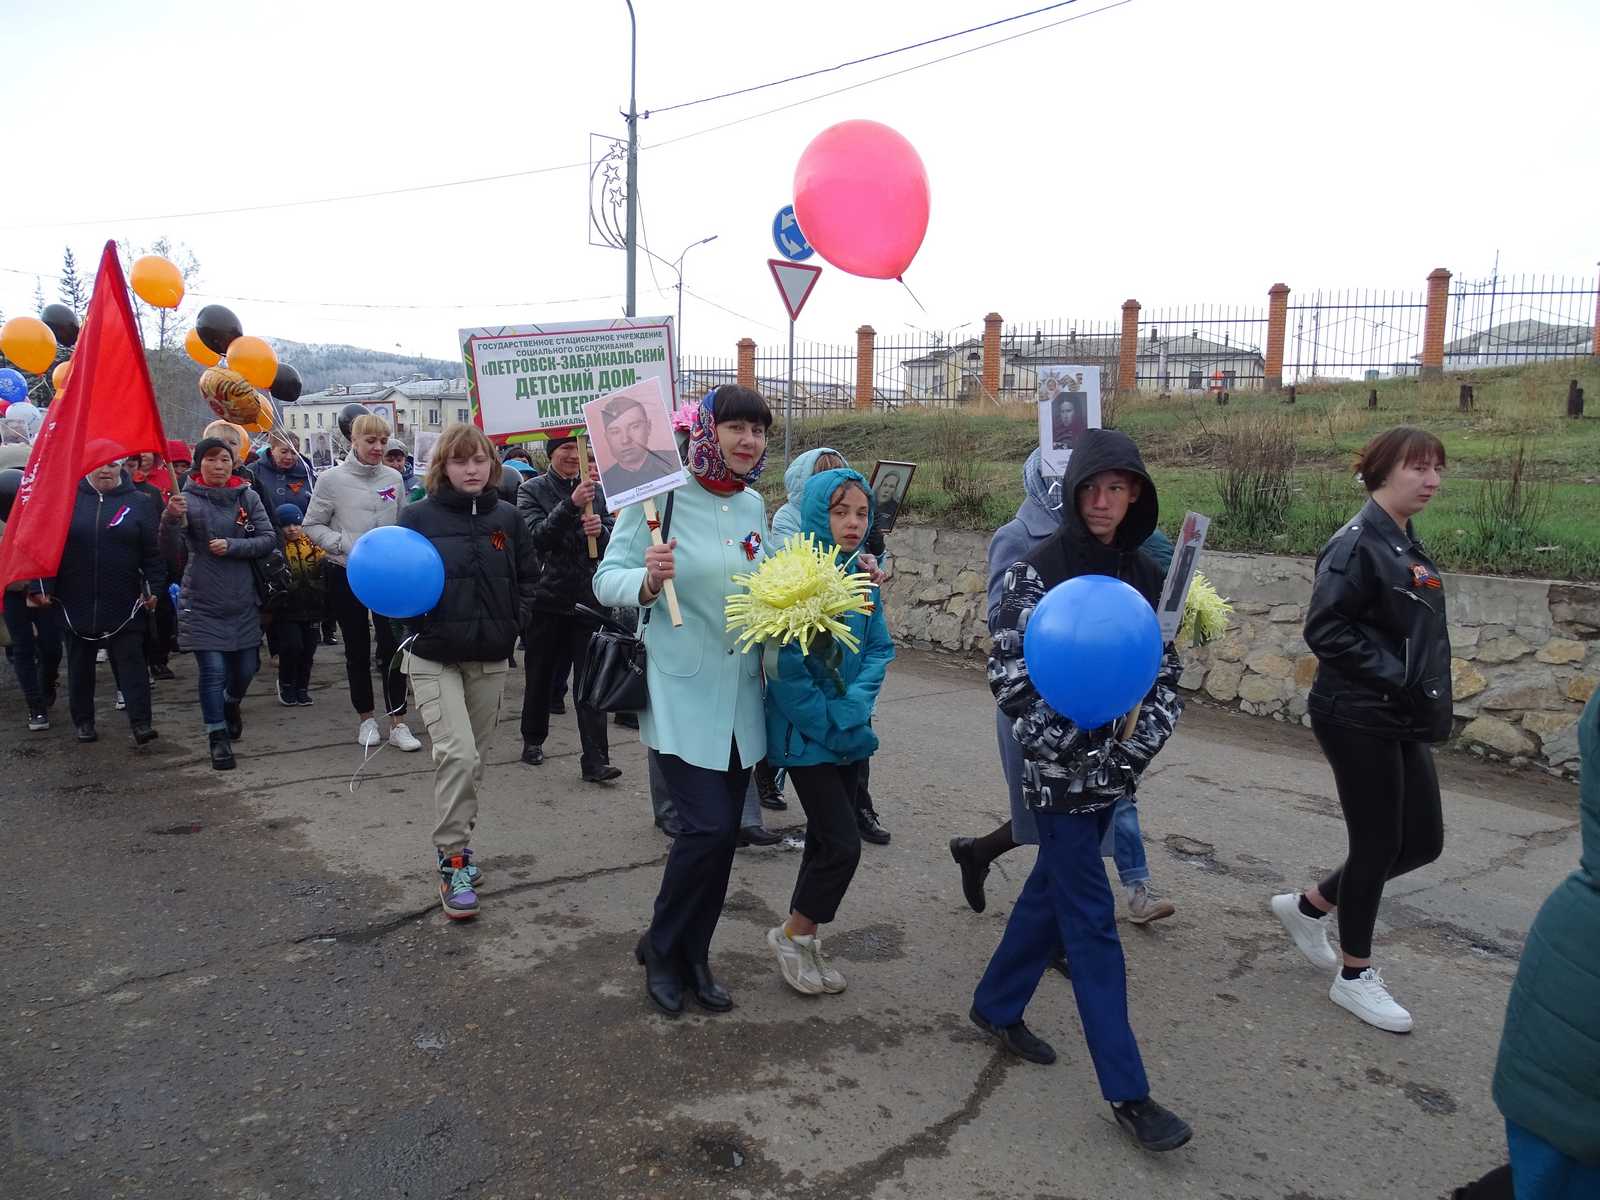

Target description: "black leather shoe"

left=969, top=1006, right=1056, bottom=1065
left=654, top=817, right=685, bottom=839
left=548, top=698, right=567, bottom=715
left=949, top=837, right=989, bottom=913
left=738, top=824, right=782, bottom=847
left=687, top=962, right=733, bottom=1012
left=634, top=936, right=683, bottom=1017
left=1112, top=1098, right=1193, bottom=1152
left=858, top=809, right=891, bottom=845
left=582, top=764, right=623, bottom=783
left=1049, top=956, right=1071, bottom=980
left=149, top=663, right=175, bottom=681
left=131, top=724, right=159, bottom=746
left=614, top=712, right=640, bottom=729
left=520, top=744, right=544, bottom=766
left=208, top=730, right=236, bottom=771
left=75, top=722, right=97, bottom=743
left=223, top=700, right=243, bottom=740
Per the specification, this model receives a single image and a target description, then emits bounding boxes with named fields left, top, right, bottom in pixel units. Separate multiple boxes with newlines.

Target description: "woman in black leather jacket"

left=1271, top=426, right=1450, bottom=1035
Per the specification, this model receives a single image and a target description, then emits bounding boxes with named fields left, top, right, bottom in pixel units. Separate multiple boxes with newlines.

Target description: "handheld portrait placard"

left=1157, top=511, right=1212, bottom=644
left=867, top=460, right=916, bottom=534
left=581, top=377, right=687, bottom=512
left=1035, top=364, right=1102, bottom=477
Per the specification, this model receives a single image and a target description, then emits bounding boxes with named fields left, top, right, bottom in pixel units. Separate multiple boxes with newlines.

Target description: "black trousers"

left=275, top=620, right=319, bottom=693
left=143, top=592, right=176, bottom=668
left=324, top=563, right=406, bottom=717
left=65, top=623, right=150, bottom=728
left=1311, top=717, right=1445, bottom=960
left=787, top=760, right=866, bottom=924
left=645, top=744, right=751, bottom=967
left=520, top=612, right=607, bottom=771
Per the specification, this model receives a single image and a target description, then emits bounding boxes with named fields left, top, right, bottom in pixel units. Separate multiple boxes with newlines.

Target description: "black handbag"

left=572, top=493, right=673, bottom=714
left=241, top=511, right=291, bottom=611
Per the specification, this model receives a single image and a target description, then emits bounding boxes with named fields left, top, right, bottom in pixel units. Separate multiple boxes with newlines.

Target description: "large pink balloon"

left=793, top=120, right=930, bottom=280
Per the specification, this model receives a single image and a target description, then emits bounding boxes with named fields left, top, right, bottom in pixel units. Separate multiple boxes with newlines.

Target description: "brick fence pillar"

left=1420, top=268, right=1452, bottom=378
left=980, top=312, right=1003, bottom=404
left=1118, top=299, right=1140, bottom=393
left=855, top=325, right=875, bottom=409
left=1264, top=283, right=1290, bottom=392
left=736, top=337, right=756, bottom=390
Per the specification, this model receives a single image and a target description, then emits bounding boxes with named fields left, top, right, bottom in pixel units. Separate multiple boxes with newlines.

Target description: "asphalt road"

left=1, top=646, right=1581, bottom=1200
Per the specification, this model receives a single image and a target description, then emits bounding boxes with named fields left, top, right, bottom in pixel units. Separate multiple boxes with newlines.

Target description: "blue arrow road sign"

left=772, top=205, right=814, bottom=262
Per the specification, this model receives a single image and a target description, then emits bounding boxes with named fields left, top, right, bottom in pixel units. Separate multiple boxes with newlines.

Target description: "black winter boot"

left=209, top=730, right=236, bottom=771
left=223, top=700, right=243, bottom=740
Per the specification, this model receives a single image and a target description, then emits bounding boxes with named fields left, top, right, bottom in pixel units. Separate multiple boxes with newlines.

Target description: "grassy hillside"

left=772, top=359, right=1600, bottom=581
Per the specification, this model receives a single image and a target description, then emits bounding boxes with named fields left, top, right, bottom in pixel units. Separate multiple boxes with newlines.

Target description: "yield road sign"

left=771, top=205, right=814, bottom=262
left=768, top=259, right=822, bottom=322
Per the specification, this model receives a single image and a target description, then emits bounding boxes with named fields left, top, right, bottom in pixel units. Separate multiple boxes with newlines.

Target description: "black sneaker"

left=131, top=724, right=158, bottom=746
left=1112, top=1098, right=1193, bottom=1152
left=295, top=689, right=314, bottom=706
left=520, top=743, right=544, bottom=766
left=949, top=836, right=989, bottom=913
left=149, top=663, right=175, bottom=681
left=322, top=631, right=339, bottom=646
left=75, top=722, right=98, bottom=743
left=277, top=684, right=297, bottom=707
left=27, top=709, right=49, bottom=732
left=969, top=1006, right=1056, bottom=1065
left=858, top=809, right=891, bottom=846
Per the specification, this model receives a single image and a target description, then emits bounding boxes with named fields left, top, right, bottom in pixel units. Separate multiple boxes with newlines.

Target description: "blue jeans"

left=1101, top=794, right=1150, bottom=887
left=1507, top=1118, right=1600, bottom=1200
left=194, top=648, right=260, bottom=731
left=3, top=590, right=63, bottom=708
left=974, top=807, right=1150, bottom=1104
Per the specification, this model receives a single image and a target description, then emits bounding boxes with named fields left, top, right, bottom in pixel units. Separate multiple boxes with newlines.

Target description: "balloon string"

left=896, top=276, right=927, bottom=313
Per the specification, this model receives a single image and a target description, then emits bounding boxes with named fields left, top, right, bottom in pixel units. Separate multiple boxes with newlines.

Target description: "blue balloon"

left=0, top=368, right=28, bottom=404
left=347, top=525, right=445, bottom=618
left=1023, top=574, right=1163, bottom=729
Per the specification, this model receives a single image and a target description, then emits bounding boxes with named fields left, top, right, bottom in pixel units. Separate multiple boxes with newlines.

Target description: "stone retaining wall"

left=880, top=528, right=1598, bottom=777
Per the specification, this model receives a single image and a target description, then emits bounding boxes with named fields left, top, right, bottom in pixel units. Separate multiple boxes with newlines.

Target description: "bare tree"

left=58, top=247, right=90, bottom=317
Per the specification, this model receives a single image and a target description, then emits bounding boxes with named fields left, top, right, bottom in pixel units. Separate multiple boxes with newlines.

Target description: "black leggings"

left=1311, top=718, right=1444, bottom=960
left=324, top=563, right=406, bottom=717
left=787, top=761, right=866, bottom=925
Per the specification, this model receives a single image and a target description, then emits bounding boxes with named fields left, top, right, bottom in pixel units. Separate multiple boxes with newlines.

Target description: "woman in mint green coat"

left=593, top=385, right=772, bottom=1019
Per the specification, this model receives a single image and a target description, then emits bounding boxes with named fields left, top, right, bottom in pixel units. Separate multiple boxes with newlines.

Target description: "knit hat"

left=385, top=437, right=407, bottom=456
left=191, top=437, right=234, bottom=467
left=275, top=503, right=304, bottom=527
left=544, top=434, right=577, bottom=453
left=166, top=439, right=191, bottom=465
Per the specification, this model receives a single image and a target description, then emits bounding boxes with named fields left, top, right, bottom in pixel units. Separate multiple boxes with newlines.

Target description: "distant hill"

left=264, top=338, right=463, bottom=393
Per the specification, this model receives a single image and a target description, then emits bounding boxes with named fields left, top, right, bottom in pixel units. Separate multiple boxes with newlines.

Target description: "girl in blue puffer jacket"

left=763, top=467, right=895, bottom=998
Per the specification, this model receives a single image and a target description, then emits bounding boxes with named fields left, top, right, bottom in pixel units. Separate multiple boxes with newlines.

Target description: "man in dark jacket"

left=49, top=461, right=166, bottom=744
left=515, top=434, right=620, bottom=782
left=969, top=428, right=1191, bottom=1154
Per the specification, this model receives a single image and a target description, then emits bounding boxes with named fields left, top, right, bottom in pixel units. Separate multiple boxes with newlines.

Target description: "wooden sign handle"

left=1118, top=705, right=1141, bottom=740
left=574, top=434, right=598, bottom=559
left=640, top=496, right=683, bottom=627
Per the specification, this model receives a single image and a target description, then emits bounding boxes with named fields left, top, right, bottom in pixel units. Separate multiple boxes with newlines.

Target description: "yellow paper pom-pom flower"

left=1177, top=571, right=1233, bottom=647
left=725, top=534, right=874, bottom=655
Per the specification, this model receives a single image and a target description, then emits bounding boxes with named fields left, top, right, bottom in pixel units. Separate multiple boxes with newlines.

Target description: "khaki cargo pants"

left=406, top=653, right=508, bottom=853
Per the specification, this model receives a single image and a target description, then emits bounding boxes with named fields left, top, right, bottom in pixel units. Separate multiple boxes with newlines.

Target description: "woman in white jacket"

left=302, top=413, right=419, bottom=751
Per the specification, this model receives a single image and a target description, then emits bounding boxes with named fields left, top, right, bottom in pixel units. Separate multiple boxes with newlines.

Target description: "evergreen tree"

left=32, top=277, right=47, bottom=316
left=58, top=246, right=90, bottom=317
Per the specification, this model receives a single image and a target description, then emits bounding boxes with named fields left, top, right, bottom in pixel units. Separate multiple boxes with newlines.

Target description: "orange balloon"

left=226, top=335, right=277, bottom=389
left=131, top=256, right=184, bottom=309
left=244, top=395, right=277, bottom=433
left=186, top=327, right=221, bottom=367
left=1, top=316, right=58, bottom=374
left=52, top=360, right=72, bottom=390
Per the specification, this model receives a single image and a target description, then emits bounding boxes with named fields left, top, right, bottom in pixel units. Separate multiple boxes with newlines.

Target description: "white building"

left=279, top=377, right=471, bottom=465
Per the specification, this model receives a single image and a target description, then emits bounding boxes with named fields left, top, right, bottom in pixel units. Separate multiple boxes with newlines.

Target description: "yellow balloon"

left=226, top=335, right=277, bottom=390
left=131, top=256, right=184, bottom=309
left=186, top=327, right=222, bottom=367
left=52, top=360, right=73, bottom=390
left=1, top=316, right=58, bottom=374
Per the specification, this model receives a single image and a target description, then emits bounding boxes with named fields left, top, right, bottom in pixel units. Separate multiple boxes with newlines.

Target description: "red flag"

left=0, top=242, right=170, bottom=587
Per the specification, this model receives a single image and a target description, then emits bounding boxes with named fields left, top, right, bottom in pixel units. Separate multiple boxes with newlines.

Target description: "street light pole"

left=672, top=234, right=718, bottom=388
left=624, top=0, right=639, bottom=318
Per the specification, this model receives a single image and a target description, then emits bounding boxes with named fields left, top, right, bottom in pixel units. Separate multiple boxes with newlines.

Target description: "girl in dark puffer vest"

left=398, top=423, right=539, bottom=921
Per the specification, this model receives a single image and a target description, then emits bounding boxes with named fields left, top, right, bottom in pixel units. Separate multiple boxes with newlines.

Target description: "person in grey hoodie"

left=948, top=448, right=1179, bottom=925
left=302, top=413, right=418, bottom=752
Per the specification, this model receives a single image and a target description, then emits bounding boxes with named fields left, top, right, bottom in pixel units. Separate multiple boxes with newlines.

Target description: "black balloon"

left=270, top=362, right=303, bottom=404
left=195, top=304, right=244, bottom=356
left=338, top=402, right=370, bottom=440
left=40, top=303, right=80, bottom=348
left=0, top=468, right=23, bottom=521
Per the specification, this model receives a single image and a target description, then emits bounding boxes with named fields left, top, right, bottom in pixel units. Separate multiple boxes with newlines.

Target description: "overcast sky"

left=2, top=0, right=1595, bottom=367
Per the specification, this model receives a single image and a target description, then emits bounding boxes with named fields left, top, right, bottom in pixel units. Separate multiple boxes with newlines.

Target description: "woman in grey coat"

left=161, top=437, right=276, bottom=770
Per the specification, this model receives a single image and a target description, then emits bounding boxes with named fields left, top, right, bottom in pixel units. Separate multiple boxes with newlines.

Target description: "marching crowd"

left=2, top=387, right=1596, bottom=1190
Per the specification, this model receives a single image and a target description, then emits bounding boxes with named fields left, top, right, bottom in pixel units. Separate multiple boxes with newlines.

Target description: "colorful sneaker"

left=437, top=850, right=479, bottom=920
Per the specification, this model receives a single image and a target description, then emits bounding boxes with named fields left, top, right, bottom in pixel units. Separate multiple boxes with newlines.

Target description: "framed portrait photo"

left=581, top=376, right=687, bottom=511
left=868, top=460, right=916, bottom=534
left=1034, top=364, right=1102, bottom=476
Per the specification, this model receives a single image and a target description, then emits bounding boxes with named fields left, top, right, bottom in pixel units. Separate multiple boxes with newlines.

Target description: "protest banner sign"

left=459, top=316, right=676, bottom=444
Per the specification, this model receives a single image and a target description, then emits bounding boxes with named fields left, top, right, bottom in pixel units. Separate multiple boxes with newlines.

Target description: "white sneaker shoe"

left=114, top=690, right=126, bottom=711
left=809, top=934, right=847, bottom=994
left=1329, top=966, right=1413, bottom=1033
left=357, top=717, right=381, bottom=748
left=767, top=926, right=825, bottom=995
left=388, top=721, right=422, bottom=752
left=1271, top=893, right=1338, bottom=970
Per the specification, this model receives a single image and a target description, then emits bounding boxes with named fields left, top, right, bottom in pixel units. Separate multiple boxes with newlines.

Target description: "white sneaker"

left=809, top=934, right=847, bottom=994
left=767, top=925, right=825, bottom=995
left=1271, top=893, right=1338, bottom=970
left=357, top=718, right=381, bottom=748
left=114, top=690, right=126, bottom=711
left=1329, top=966, right=1413, bottom=1033
left=96, top=648, right=108, bottom=664
left=388, top=721, right=422, bottom=752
